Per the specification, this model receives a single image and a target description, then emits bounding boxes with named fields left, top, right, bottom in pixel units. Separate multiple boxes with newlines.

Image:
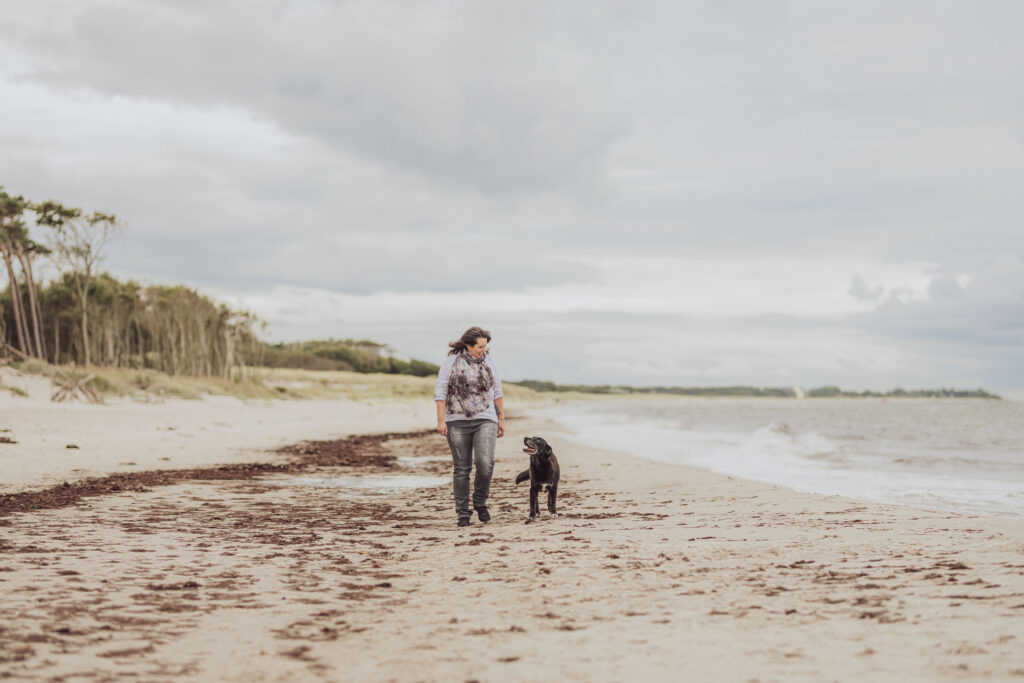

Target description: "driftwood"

left=1, top=342, right=31, bottom=361
left=51, top=373, right=104, bottom=404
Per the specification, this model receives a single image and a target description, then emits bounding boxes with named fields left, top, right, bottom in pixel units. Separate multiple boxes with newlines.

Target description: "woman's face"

left=467, top=337, right=488, bottom=358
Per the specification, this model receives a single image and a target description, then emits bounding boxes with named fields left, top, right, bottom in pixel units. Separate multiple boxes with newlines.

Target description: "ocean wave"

left=540, top=399, right=1024, bottom=520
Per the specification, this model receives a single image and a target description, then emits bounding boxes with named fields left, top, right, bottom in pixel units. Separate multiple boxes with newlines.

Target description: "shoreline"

left=536, top=396, right=1024, bottom=522
left=1, top=398, right=1023, bottom=679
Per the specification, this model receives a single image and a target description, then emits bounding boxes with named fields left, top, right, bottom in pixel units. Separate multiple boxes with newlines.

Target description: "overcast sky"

left=2, top=1, right=1023, bottom=393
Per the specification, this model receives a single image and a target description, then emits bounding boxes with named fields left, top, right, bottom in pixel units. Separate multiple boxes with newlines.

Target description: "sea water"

left=539, top=398, right=1024, bottom=519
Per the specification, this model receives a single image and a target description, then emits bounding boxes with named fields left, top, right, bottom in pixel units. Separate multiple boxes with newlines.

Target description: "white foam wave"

left=542, top=402, right=1024, bottom=519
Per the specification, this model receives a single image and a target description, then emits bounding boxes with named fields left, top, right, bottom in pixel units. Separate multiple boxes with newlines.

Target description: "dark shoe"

left=457, top=517, right=471, bottom=527
left=474, top=506, right=491, bottom=523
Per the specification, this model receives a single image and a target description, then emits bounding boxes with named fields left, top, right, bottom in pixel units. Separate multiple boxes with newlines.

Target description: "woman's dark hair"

left=448, top=326, right=492, bottom=355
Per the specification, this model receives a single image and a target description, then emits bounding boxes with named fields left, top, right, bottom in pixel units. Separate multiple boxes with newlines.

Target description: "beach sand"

left=2, top=393, right=1023, bottom=681
left=0, top=368, right=436, bottom=493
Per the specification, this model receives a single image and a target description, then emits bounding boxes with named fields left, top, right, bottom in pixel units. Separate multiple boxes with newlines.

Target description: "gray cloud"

left=108, top=231, right=599, bottom=294
left=849, top=274, right=884, bottom=302
left=3, top=1, right=1024, bottom=389
left=843, top=256, right=1024, bottom=393
left=4, top=0, right=628, bottom=199
left=5, top=0, right=1024, bottom=262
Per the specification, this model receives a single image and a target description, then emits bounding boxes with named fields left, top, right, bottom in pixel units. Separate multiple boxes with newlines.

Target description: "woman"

left=434, top=326, right=505, bottom=527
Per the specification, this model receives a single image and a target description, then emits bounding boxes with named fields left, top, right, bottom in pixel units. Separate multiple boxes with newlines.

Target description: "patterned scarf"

left=446, top=350, right=495, bottom=418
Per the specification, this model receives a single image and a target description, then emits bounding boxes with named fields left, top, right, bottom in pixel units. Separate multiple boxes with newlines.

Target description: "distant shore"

left=513, top=379, right=1001, bottom=399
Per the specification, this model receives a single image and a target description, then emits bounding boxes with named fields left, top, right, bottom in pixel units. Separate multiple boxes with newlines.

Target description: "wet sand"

left=2, top=411, right=1023, bottom=681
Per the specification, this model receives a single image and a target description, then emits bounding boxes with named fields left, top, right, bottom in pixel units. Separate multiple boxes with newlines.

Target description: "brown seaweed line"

left=0, top=429, right=436, bottom=517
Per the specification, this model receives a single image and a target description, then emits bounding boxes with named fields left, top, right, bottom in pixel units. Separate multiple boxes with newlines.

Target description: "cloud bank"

left=2, top=1, right=1023, bottom=393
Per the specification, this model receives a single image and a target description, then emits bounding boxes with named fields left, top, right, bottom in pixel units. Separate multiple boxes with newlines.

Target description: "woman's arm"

left=494, top=397, right=505, bottom=438
left=436, top=400, right=447, bottom=436
left=487, top=355, right=505, bottom=438
left=434, top=356, right=453, bottom=436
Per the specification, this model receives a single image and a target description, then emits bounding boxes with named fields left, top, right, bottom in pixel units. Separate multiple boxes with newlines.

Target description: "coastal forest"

left=0, top=188, right=438, bottom=379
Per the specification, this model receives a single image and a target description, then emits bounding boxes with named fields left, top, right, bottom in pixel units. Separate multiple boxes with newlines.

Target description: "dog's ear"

left=540, top=441, right=553, bottom=457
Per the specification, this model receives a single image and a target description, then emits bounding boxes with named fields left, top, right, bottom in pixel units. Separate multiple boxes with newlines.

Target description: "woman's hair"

left=448, top=326, right=492, bottom=355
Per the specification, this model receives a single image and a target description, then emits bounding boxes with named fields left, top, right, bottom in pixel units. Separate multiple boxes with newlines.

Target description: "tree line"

left=1, top=187, right=261, bottom=378
left=260, top=339, right=439, bottom=376
left=1, top=187, right=440, bottom=380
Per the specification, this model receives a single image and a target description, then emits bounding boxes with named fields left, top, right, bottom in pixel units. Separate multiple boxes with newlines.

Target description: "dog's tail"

left=515, top=470, right=530, bottom=485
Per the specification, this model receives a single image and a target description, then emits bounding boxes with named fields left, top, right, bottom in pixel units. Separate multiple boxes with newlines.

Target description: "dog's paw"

left=550, top=512, right=559, bottom=518
left=524, top=517, right=535, bottom=524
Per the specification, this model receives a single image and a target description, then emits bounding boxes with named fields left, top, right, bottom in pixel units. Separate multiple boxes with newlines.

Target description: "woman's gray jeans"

left=444, top=419, right=497, bottom=519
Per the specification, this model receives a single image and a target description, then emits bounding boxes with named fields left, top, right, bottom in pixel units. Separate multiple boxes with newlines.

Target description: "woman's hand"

left=437, top=421, right=448, bottom=437
left=497, top=419, right=505, bottom=438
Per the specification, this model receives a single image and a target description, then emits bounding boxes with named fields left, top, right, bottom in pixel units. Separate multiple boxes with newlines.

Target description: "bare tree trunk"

left=135, top=318, right=144, bottom=368
left=1, top=247, right=29, bottom=356
left=105, top=324, right=114, bottom=367
left=184, top=316, right=194, bottom=376
left=223, top=327, right=234, bottom=380
left=14, top=244, right=45, bottom=359
left=196, top=313, right=209, bottom=376
left=79, top=285, right=90, bottom=367
left=165, top=323, right=177, bottom=375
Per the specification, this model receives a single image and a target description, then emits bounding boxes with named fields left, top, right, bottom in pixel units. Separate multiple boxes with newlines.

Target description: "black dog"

left=515, top=436, right=560, bottom=523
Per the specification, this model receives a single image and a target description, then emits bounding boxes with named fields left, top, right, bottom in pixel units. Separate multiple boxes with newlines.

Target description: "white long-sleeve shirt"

left=434, top=353, right=504, bottom=423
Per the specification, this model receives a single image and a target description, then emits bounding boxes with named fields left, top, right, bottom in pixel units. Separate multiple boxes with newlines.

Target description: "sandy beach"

left=7, top=2, right=1024, bottom=680
left=2, top=390, right=1023, bottom=681
left=0, top=369, right=436, bottom=494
